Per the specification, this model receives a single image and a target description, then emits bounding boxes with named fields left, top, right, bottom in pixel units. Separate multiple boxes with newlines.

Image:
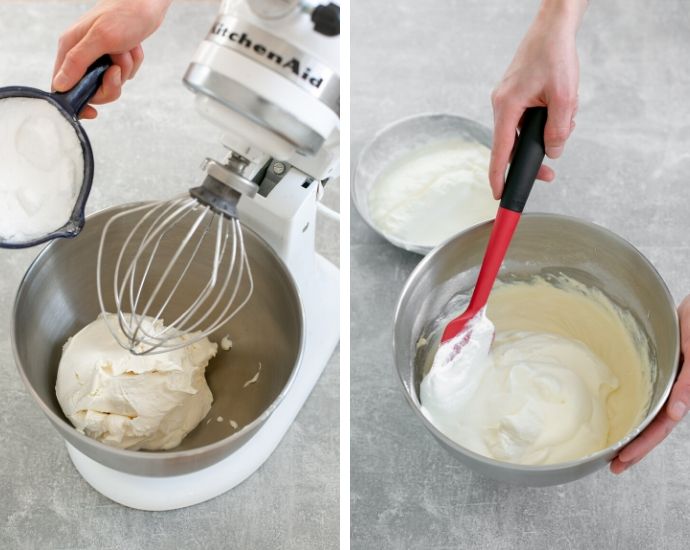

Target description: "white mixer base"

left=66, top=255, right=339, bottom=511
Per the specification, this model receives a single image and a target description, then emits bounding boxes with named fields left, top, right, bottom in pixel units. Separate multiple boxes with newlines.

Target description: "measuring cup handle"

left=54, top=55, right=112, bottom=117
left=499, top=107, right=548, bottom=213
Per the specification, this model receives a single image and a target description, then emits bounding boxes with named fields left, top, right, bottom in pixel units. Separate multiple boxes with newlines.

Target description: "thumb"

left=668, top=304, right=690, bottom=421
left=53, top=29, right=106, bottom=92
left=667, top=359, right=690, bottom=421
left=543, top=94, right=576, bottom=159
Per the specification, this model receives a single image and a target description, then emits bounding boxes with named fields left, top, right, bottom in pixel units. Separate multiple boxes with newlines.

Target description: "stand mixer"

left=64, top=0, right=341, bottom=510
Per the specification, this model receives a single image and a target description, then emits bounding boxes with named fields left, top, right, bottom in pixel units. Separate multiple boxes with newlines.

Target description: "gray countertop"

left=351, top=1, right=690, bottom=548
left=0, top=2, right=339, bottom=549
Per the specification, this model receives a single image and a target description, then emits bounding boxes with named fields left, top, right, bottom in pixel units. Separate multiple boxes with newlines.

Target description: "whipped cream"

left=0, top=97, right=83, bottom=241
left=419, top=277, right=653, bottom=465
left=368, top=139, right=496, bottom=249
left=56, top=313, right=217, bottom=451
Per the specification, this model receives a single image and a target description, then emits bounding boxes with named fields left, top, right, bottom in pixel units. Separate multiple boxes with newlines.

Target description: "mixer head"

left=183, top=0, right=340, bottom=161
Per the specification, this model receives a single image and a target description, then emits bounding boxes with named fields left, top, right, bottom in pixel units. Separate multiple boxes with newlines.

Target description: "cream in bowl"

left=13, top=203, right=303, bottom=477
left=394, top=214, right=679, bottom=486
left=367, top=138, right=497, bottom=250
left=56, top=313, right=218, bottom=451
left=352, top=113, right=496, bottom=255
left=418, top=276, right=654, bottom=466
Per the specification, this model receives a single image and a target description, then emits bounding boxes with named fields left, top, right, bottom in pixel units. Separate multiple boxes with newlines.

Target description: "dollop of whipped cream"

left=0, top=97, right=83, bottom=241
left=368, top=139, right=496, bottom=249
left=420, top=309, right=620, bottom=465
left=56, top=313, right=217, bottom=451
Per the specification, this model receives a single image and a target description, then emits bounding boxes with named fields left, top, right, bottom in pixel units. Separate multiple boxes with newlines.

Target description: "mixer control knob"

left=311, top=2, right=340, bottom=36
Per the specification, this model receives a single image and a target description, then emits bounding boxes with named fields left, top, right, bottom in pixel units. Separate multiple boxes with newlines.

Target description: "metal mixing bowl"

left=394, top=213, right=679, bottom=486
left=352, top=113, right=493, bottom=255
left=12, top=203, right=304, bottom=477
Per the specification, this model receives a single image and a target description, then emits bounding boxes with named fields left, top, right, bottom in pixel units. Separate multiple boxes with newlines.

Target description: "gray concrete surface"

left=351, top=1, right=690, bottom=549
left=0, top=2, right=338, bottom=549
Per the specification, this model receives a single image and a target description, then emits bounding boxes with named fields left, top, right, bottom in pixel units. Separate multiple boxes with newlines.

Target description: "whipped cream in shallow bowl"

left=394, top=213, right=679, bottom=486
left=353, top=113, right=496, bottom=255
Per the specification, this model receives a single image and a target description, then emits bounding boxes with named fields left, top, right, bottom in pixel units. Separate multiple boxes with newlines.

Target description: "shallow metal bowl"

left=12, top=203, right=304, bottom=477
left=352, top=113, right=492, bottom=255
left=394, top=214, right=679, bottom=486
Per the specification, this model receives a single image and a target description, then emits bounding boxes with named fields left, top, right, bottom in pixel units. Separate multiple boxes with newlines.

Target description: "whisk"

left=97, top=155, right=259, bottom=355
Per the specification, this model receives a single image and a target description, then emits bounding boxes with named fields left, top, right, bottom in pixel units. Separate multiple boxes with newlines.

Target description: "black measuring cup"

left=0, top=55, right=111, bottom=249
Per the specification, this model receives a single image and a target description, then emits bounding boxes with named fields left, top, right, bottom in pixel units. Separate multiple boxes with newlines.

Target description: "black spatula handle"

left=499, top=106, right=548, bottom=213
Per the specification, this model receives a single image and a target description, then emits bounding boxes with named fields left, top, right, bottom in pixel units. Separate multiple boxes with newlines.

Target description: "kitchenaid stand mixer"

left=65, top=0, right=341, bottom=510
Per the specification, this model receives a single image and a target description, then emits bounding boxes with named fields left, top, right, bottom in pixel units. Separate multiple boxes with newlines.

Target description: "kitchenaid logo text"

left=211, top=22, right=325, bottom=89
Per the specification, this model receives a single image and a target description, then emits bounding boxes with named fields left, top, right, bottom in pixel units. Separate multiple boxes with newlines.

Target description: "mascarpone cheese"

left=56, top=313, right=217, bottom=451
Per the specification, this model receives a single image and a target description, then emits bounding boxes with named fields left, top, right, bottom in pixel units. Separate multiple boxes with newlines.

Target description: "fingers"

left=610, top=456, right=634, bottom=475
left=667, top=361, right=690, bottom=421
left=53, top=44, right=140, bottom=111
left=489, top=93, right=523, bottom=199
left=610, top=409, right=677, bottom=474
left=53, top=24, right=86, bottom=84
left=611, top=299, right=690, bottom=475
left=85, top=49, right=141, bottom=105
left=667, top=304, right=690, bottom=421
left=53, top=27, right=108, bottom=91
left=129, top=45, right=144, bottom=79
left=544, top=92, right=578, bottom=159
left=536, top=164, right=555, bottom=182
left=110, top=52, right=134, bottom=82
left=79, top=105, right=98, bottom=120
left=88, top=65, right=122, bottom=105
left=677, top=296, right=690, bottom=355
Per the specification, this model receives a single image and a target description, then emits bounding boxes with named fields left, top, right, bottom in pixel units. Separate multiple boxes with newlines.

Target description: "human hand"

left=52, top=0, right=172, bottom=119
left=489, top=0, right=587, bottom=199
left=610, top=296, right=690, bottom=474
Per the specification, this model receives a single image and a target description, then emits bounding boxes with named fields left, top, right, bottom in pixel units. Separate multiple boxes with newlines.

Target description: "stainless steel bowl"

left=12, top=203, right=304, bottom=477
left=394, top=213, right=679, bottom=486
left=352, top=113, right=493, bottom=255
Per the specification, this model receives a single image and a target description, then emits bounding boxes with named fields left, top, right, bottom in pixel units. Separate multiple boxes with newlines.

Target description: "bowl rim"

left=351, top=111, right=493, bottom=255
left=11, top=200, right=306, bottom=463
left=393, top=211, right=681, bottom=472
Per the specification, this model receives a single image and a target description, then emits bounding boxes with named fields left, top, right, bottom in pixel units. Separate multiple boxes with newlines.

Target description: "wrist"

left=537, top=0, right=588, bottom=36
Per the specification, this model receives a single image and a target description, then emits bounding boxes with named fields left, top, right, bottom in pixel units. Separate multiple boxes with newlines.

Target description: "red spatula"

left=440, top=107, right=549, bottom=344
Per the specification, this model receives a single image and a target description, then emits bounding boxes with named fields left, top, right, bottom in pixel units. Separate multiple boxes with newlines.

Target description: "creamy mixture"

left=368, top=139, right=496, bottom=249
left=56, top=313, right=217, bottom=451
left=0, top=97, right=83, bottom=241
left=420, top=277, right=653, bottom=465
